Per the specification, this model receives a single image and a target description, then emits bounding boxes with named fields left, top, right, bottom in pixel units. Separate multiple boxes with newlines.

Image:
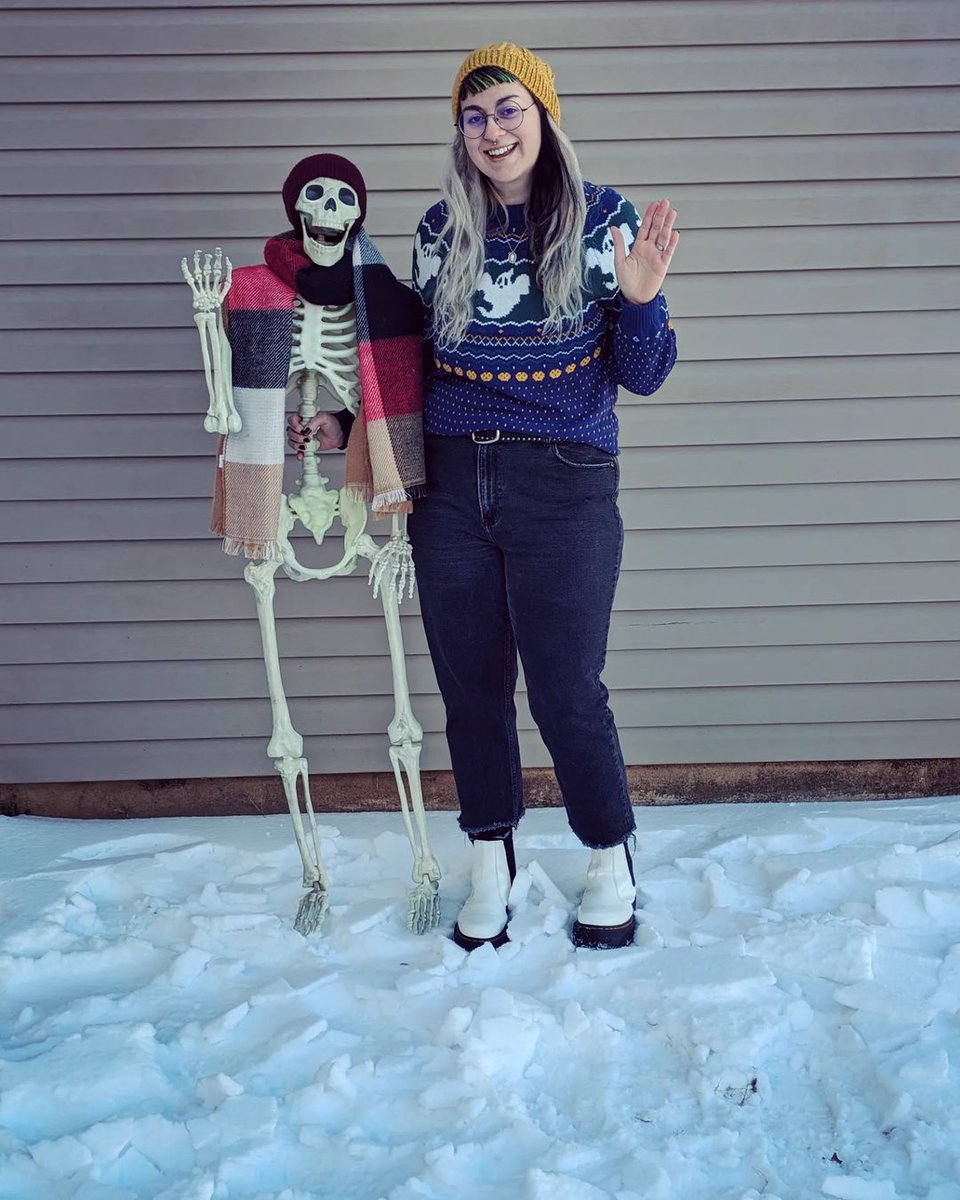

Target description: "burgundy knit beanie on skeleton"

left=281, top=153, right=368, bottom=234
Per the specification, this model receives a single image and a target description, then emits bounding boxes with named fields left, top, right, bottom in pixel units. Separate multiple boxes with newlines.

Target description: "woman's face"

left=458, top=80, right=542, bottom=205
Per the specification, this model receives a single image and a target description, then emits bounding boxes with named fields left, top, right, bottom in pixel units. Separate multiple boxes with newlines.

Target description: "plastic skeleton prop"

left=181, top=154, right=440, bottom=935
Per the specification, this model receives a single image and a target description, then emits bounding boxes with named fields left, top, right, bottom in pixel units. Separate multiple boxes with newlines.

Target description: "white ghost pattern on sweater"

left=413, top=229, right=442, bottom=295
left=582, top=221, right=637, bottom=296
left=475, top=267, right=531, bottom=320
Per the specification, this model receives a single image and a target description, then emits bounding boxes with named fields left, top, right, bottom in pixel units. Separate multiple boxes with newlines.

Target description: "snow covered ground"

left=1, top=796, right=959, bottom=1200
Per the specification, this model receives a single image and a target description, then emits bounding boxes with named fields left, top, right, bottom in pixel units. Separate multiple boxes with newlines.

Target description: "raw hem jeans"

left=408, top=434, right=635, bottom=849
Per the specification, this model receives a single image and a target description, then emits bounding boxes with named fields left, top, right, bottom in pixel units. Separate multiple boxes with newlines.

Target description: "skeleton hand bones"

left=180, top=247, right=240, bottom=435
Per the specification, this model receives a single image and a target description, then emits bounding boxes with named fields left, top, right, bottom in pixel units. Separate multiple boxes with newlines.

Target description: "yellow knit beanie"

left=451, top=42, right=560, bottom=127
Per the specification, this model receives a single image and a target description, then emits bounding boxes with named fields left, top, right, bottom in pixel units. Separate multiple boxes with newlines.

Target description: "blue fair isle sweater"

left=411, top=182, right=677, bottom=454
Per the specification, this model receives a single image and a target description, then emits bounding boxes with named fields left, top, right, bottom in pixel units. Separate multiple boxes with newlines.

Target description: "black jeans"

left=408, top=434, right=634, bottom=849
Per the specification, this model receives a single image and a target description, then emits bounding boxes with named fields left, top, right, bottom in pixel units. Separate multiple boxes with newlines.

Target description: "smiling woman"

left=408, top=43, right=680, bottom=954
left=456, top=79, right=543, bottom=207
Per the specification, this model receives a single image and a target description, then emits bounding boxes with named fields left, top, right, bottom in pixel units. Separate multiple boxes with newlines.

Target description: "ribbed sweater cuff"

left=618, top=293, right=667, bottom=339
left=333, top=408, right=356, bottom=448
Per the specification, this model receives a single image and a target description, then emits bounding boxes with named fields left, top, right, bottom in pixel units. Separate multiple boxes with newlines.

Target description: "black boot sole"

left=571, top=913, right=636, bottom=950
left=453, top=921, right=509, bottom=951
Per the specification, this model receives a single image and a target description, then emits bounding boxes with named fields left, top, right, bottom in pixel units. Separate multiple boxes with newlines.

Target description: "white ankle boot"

left=572, top=842, right=637, bottom=949
left=453, top=834, right=516, bottom=951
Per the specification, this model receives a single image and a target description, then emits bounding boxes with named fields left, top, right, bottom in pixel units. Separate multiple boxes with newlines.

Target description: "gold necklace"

left=499, top=223, right=527, bottom=264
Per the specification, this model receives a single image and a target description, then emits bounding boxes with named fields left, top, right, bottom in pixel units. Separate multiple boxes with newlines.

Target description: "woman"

left=408, top=42, right=676, bottom=950
left=406, top=42, right=678, bottom=952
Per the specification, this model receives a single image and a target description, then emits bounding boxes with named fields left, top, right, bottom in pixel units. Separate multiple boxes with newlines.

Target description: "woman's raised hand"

left=611, top=198, right=679, bottom=306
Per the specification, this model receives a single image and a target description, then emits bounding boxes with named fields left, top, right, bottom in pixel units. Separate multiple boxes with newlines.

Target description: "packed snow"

left=1, top=796, right=959, bottom=1200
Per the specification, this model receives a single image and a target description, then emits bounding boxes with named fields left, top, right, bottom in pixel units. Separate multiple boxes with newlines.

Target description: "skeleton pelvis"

left=277, top=488, right=369, bottom=584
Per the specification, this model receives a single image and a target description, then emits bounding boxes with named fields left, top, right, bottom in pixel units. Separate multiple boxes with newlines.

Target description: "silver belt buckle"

left=471, top=430, right=501, bottom=444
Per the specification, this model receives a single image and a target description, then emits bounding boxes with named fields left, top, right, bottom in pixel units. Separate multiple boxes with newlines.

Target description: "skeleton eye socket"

left=338, top=187, right=356, bottom=205
left=304, top=185, right=324, bottom=201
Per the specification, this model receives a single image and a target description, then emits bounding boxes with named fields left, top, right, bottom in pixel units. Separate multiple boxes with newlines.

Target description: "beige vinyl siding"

left=1, top=1, right=958, bottom=783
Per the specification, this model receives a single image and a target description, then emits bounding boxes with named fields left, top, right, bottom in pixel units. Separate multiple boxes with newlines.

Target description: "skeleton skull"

left=296, top=177, right=362, bottom=266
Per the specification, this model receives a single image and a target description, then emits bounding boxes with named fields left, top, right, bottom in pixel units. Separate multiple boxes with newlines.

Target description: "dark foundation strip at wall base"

left=3, top=759, right=960, bottom=820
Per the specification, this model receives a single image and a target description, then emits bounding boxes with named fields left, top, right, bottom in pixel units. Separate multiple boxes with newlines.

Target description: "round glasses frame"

left=456, top=101, right=535, bottom=138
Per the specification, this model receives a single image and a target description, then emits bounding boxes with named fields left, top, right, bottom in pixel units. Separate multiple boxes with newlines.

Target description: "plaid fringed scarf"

left=211, top=231, right=424, bottom=561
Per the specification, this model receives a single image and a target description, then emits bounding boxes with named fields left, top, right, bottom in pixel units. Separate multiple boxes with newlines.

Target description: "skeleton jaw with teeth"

left=296, top=177, right=362, bottom=267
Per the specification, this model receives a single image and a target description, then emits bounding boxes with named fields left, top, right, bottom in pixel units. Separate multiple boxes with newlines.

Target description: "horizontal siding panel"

left=4, top=135, right=956, bottom=198
left=4, top=180, right=959, bottom=240
left=5, top=521, right=960, bottom=583
left=6, top=437, right=960, bottom=491
left=5, top=89, right=957, bottom=150
left=8, top=397, right=960, bottom=474
left=5, top=224, right=954, bottom=287
left=2, top=312, right=956, bottom=373
left=6, top=681, right=960, bottom=746
left=620, top=395, right=960, bottom=447
left=6, top=357, right=956, bottom=417
left=6, top=561, right=960, bottom=625
left=627, top=440, right=960, bottom=488
left=11, top=642, right=960, bottom=706
left=8, top=718, right=960, bottom=783
left=4, top=601, right=958, bottom=665
left=7, top=480, right=960, bottom=543
left=3, top=0, right=510, bottom=6
left=3, top=43, right=959, bottom=103
left=5, top=267, right=955, bottom=328
left=3, top=3, right=958, bottom=57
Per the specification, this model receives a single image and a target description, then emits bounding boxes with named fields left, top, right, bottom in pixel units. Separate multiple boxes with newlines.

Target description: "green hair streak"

left=459, top=66, right=517, bottom=102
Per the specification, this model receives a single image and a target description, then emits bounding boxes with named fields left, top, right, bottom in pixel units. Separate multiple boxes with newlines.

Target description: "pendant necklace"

left=500, top=222, right=527, bottom=264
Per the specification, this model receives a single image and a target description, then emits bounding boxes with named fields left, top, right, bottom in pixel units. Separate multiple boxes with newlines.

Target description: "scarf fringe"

left=222, top=536, right=283, bottom=562
left=373, top=488, right=415, bottom=515
left=344, top=482, right=415, bottom=516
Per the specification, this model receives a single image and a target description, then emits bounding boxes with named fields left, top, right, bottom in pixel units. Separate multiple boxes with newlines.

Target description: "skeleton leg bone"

left=370, top=526, right=441, bottom=933
left=245, top=557, right=329, bottom=934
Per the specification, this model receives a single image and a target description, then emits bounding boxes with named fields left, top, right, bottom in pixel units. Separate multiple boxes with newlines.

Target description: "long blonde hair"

left=431, top=99, right=588, bottom=350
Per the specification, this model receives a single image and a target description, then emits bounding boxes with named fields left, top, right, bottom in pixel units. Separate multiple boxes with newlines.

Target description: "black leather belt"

left=469, top=430, right=553, bottom=444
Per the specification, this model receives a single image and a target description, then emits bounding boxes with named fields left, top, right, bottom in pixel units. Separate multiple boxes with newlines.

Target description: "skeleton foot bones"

left=181, top=156, right=440, bottom=937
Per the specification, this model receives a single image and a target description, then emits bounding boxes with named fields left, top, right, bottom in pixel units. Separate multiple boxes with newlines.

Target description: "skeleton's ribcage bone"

left=289, top=298, right=361, bottom=414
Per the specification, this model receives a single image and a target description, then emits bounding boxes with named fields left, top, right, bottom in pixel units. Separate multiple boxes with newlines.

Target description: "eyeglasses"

left=457, top=101, right=535, bottom=138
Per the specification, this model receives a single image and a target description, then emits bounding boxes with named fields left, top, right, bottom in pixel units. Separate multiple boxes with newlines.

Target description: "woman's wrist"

left=619, top=288, right=660, bottom=308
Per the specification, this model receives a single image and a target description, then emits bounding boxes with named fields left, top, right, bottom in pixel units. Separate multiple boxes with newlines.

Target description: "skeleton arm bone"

left=180, top=248, right=239, bottom=434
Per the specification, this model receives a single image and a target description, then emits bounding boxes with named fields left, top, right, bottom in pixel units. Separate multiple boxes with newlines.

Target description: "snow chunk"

left=874, top=887, right=928, bottom=927
left=200, top=1001, right=249, bottom=1041
left=196, top=1073, right=244, bottom=1106
left=28, top=1133, right=92, bottom=1179
left=746, top=916, right=876, bottom=984
left=526, top=1168, right=612, bottom=1199
left=419, top=1079, right=476, bottom=1110
left=896, top=1046, right=950, bottom=1083
left=621, top=940, right=775, bottom=1002
left=345, top=897, right=397, bottom=934
left=167, top=946, right=212, bottom=987
left=562, top=1000, right=592, bottom=1041
left=435, top=1005, right=474, bottom=1047
left=186, top=1096, right=277, bottom=1151
left=834, top=982, right=937, bottom=1026
left=0, top=1023, right=177, bottom=1141
left=922, top=887, right=960, bottom=922
left=462, top=1014, right=540, bottom=1079
left=525, top=859, right=570, bottom=907
left=822, top=1177, right=898, bottom=1199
